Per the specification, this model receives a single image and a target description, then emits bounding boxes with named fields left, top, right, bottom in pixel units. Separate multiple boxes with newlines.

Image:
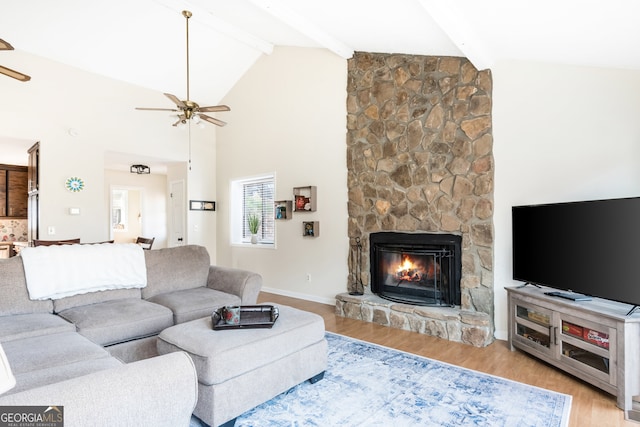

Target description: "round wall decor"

left=65, top=177, right=84, bottom=192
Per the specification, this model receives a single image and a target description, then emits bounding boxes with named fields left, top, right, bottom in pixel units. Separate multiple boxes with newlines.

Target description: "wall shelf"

left=303, top=221, right=319, bottom=237
left=274, top=200, right=292, bottom=220
left=293, top=186, right=317, bottom=212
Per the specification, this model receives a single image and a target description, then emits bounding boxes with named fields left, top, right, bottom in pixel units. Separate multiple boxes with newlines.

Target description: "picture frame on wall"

left=190, top=200, right=216, bottom=211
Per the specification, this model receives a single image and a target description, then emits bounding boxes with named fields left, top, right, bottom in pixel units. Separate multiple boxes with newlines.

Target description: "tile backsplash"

left=0, top=219, right=28, bottom=242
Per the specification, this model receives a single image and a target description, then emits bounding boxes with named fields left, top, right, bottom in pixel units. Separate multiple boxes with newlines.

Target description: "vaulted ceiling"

left=1, top=0, right=638, bottom=107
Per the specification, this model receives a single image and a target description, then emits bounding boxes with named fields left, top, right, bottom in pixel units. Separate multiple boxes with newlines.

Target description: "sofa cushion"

left=2, top=332, right=112, bottom=375
left=0, top=257, right=53, bottom=315
left=0, top=352, right=198, bottom=427
left=142, top=245, right=210, bottom=299
left=0, top=313, right=75, bottom=343
left=148, top=287, right=241, bottom=324
left=53, top=288, right=142, bottom=313
left=57, top=299, right=174, bottom=346
left=10, top=357, right=123, bottom=395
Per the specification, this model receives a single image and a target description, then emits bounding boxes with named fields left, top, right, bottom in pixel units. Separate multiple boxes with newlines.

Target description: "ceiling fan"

left=136, top=10, right=230, bottom=127
left=0, top=38, right=31, bottom=82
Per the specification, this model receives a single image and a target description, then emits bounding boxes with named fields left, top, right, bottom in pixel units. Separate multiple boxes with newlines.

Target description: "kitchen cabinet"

left=0, top=165, right=28, bottom=218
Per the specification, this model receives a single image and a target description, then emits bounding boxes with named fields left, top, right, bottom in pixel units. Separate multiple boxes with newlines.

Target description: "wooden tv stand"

left=506, top=285, right=640, bottom=421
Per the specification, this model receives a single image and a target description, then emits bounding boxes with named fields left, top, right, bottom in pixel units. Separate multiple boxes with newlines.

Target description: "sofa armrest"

left=207, top=265, right=262, bottom=305
left=0, top=352, right=198, bottom=427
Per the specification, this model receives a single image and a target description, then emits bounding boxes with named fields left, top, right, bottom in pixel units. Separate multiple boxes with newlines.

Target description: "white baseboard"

left=494, top=329, right=508, bottom=341
left=261, top=286, right=336, bottom=306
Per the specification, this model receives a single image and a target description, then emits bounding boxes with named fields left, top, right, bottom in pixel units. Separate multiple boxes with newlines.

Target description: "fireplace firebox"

left=370, top=232, right=462, bottom=306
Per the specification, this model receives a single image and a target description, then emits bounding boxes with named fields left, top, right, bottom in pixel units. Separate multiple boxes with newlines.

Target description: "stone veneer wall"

left=337, top=52, right=495, bottom=347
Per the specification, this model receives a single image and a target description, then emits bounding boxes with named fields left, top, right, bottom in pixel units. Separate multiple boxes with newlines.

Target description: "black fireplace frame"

left=369, top=232, right=462, bottom=306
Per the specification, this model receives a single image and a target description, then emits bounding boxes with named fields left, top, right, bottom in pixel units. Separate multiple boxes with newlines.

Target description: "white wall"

left=492, top=60, right=640, bottom=339
left=0, top=50, right=217, bottom=253
left=184, top=128, right=218, bottom=254
left=216, top=47, right=348, bottom=304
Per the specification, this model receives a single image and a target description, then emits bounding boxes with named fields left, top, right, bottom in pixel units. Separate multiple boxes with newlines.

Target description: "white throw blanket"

left=21, top=243, right=147, bottom=300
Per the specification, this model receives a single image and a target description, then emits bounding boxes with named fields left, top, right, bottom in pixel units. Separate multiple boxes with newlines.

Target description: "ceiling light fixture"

left=130, top=164, right=150, bottom=174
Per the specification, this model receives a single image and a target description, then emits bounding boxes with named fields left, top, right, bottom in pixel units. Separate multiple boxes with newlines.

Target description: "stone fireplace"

left=370, top=231, right=461, bottom=306
left=336, top=52, right=494, bottom=347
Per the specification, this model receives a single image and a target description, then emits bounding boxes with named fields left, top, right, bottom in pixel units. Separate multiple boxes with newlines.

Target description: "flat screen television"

left=512, top=196, right=640, bottom=313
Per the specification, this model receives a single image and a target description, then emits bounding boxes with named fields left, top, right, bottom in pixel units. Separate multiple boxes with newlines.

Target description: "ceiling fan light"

left=192, top=114, right=201, bottom=124
left=177, top=120, right=187, bottom=130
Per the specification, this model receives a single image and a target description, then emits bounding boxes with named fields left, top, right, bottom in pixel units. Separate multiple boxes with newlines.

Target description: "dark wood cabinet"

left=0, top=170, right=5, bottom=216
left=0, top=165, right=28, bottom=218
left=8, top=169, right=28, bottom=217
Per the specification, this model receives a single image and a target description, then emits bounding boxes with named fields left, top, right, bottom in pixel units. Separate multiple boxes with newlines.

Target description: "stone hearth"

left=335, top=293, right=492, bottom=347
left=340, top=52, right=494, bottom=347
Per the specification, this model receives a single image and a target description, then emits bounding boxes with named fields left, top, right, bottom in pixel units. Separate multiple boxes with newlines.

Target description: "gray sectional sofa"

left=0, top=244, right=263, bottom=427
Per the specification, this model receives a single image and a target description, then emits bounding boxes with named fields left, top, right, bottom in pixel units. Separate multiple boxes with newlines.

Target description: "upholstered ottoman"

left=156, top=304, right=327, bottom=427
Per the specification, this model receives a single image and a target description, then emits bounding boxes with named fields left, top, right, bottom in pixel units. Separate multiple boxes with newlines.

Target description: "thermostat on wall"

left=69, top=207, right=81, bottom=215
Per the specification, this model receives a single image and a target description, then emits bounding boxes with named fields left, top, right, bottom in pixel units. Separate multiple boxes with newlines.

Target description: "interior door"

left=169, top=180, right=185, bottom=247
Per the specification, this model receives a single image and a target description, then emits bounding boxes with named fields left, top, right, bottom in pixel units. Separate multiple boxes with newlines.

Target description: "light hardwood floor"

left=257, top=292, right=638, bottom=427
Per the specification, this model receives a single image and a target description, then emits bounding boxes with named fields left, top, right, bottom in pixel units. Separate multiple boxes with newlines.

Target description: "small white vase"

left=251, top=234, right=258, bottom=244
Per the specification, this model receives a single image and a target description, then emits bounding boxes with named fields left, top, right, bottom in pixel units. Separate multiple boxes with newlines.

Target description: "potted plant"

left=247, top=213, right=260, bottom=244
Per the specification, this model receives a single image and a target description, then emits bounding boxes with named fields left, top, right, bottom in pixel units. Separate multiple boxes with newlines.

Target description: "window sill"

left=232, top=242, right=275, bottom=249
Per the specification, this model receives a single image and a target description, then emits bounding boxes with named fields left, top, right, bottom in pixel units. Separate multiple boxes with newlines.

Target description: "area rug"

left=192, top=332, right=572, bottom=427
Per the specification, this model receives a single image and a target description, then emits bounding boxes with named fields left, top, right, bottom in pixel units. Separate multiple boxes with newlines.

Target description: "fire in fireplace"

left=370, top=232, right=461, bottom=306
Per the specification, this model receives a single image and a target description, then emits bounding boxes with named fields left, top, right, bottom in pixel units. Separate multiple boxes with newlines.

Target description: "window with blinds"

left=241, top=177, right=275, bottom=243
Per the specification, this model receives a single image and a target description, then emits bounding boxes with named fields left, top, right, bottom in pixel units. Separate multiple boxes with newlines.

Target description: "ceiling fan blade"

left=198, top=105, right=231, bottom=113
left=0, top=65, right=30, bottom=82
left=135, top=107, right=179, bottom=112
left=199, top=114, right=227, bottom=127
left=0, top=39, right=14, bottom=50
left=165, top=93, right=186, bottom=108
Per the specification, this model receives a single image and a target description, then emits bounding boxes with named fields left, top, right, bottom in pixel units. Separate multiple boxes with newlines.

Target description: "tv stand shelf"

left=506, top=286, right=640, bottom=421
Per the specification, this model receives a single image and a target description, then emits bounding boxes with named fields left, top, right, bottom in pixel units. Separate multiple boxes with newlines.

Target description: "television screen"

left=512, top=197, right=640, bottom=309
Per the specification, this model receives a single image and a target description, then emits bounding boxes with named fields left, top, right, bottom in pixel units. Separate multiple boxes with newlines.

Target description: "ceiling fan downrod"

left=183, top=10, right=192, bottom=102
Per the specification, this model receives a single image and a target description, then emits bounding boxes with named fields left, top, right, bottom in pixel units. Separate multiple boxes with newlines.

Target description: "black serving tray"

left=212, top=305, right=279, bottom=330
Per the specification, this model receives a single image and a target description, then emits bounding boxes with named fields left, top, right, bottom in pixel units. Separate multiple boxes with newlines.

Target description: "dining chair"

left=135, top=237, right=155, bottom=250
left=33, top=238, right=81, bottom=247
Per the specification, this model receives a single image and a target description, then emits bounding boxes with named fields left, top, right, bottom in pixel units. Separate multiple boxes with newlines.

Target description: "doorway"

left=169, top=180, right=185, bottom=247
left=110, top=186, right=143, bottom=244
